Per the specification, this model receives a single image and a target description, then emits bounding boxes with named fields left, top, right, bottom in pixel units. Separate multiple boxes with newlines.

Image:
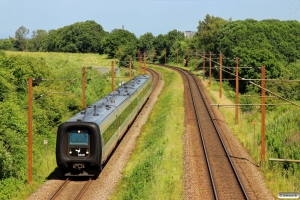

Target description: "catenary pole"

left=112, top=61, right=114, bottom=92
left=144, top=52, right=146, bottom=74
left=261, top=66, right=266, bottom=162
left=209, top=52, right=212, bottom=85
left=28, top=77, right=33, bottom=184
left=82, top=67, right=86, bottom=109
left=235, top=57, right=239, bottom=124
left=219, top=53, right=222, bottom=98
left=203, top=51, right=205, bottom=80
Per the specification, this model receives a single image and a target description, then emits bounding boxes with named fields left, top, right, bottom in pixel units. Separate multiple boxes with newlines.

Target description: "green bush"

left=0, top=52, right=115, bottom=199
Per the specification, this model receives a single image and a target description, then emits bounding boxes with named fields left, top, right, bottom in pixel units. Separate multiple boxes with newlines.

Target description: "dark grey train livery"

left=56, top=75, right=152, bottom=176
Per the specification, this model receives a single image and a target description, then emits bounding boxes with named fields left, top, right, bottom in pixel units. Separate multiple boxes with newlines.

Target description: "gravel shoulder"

left=198, top=79, right=275, bottom=200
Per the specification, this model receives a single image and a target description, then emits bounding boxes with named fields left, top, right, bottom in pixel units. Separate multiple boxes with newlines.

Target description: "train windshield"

left=69, top=130, right=89, bottom=146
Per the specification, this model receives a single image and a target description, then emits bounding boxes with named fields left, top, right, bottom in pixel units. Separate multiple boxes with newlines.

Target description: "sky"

left=0, top=0, right=300, bottom=39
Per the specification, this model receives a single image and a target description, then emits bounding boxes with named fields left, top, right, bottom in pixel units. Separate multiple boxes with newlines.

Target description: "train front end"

left=56, top=121, right=102, bottom=176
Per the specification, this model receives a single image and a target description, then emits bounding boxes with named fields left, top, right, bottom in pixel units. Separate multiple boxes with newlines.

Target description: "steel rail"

left=188, top=69, right=249, bottom=200
left=174, top=66, right=218, bottom=199
left=75, top=178, right=93, bottom=200
left=161, top=64, right=248, bottom=199
left=48, top=178, right=70, bottom=200
left=147, top=68, right=160, bottom=94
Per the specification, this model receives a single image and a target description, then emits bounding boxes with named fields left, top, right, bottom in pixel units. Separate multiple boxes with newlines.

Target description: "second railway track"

left=161, top=64, right=248, bottom=199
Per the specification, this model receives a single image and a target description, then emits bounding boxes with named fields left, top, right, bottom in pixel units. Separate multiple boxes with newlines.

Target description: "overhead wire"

left=33, top=78, right=78, bottom=100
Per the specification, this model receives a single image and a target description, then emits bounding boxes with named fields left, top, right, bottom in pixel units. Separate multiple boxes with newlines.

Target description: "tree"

left=196, top=14, right=227, bottom=52
left=31, top=29, right=48, bottom=52
left=116, top=41, right=137, bottom=68
left=165, top=30, right=185, bottom=63
left=14, top=26, right=29, bottom=51
left=0, top=39, right=13, bottom=50
left=40, top=20, right=107, bottom=53
left=102, top=29, right=138, bottom=58
left=138, top=32, right=155, bottom=58
left=153, top=34, right=166, bottom=63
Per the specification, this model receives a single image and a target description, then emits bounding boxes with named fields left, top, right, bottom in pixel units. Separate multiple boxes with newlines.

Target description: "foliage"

left=116, top=41, right=138, bottom=68
left=0, top=52, right=118, bottom=199
left=0, top=39, right=14, bottom=51
left=31, top=29, right=48, bottom=52
left=138, top=32, right=155, bottom=56
left=152, top=30, right=185, bottom=64
left=14, top=26, right=30, bottom=51
left=102, top=29, right=138, bottom=58
left=41, top=20, right=107, bottom=53
left=195, top=14, right=227, bottom=52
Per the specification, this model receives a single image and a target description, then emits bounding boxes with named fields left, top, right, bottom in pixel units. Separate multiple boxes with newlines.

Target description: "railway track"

left=147, top=68, right=160, bottom=92
left=161, top=64, right=248, bottom=199
left=44, top=69, right=160, bottom=200
left=49, top=178, right=92, bottom=200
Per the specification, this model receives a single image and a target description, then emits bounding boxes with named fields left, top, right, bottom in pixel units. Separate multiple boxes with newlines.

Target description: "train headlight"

left=69, top=149, right=72, bottom=154
left=86, top=149, right=89, bottom=155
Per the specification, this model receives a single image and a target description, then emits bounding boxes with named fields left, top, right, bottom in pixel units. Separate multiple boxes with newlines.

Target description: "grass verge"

left=111, top=65, right=184, bottom=200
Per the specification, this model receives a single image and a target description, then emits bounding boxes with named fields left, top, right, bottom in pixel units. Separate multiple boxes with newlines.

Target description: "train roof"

left=67, top=74, right=151, bottom=124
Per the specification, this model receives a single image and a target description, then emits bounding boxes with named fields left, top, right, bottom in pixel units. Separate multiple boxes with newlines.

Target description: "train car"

left=56, top=74, right=152, bottom=176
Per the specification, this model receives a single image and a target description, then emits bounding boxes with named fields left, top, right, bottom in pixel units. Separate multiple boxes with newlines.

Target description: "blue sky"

left=0, top=0, right=299, bottom=39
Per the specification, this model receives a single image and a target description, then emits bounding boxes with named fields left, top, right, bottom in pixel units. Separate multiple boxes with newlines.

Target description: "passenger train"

left=56, top=74, right=152, bottom=176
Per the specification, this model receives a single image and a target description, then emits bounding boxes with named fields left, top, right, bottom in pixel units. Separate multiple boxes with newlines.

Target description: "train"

left=56, top=74, right=152, bottom=176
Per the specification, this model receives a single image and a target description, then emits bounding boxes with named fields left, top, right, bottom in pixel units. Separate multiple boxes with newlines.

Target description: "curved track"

left=161, top=64, right=248, bottom=199
left=43, top=69, right=161, bottom=200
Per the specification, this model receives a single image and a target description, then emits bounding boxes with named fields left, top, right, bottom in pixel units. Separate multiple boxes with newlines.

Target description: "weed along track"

left=160, top=65, right=249, bottom=199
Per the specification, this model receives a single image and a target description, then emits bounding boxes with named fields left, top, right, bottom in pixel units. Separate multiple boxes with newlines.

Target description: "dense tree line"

left=1, top=17, right=300, bottom=96
left=0, top=21, right=188, bottom=67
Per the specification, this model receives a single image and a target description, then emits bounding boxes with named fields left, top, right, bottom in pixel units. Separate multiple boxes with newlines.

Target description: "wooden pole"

left=235, top=57, right=239, bottom=124
left=261, top=66, right=266, bottom=162
left=269, top=158, right=300, bottom=163
left=252, top=120, right=256, bottom=150
left=82, top=67, right=86, bottom=109
left=203, top=51, right=205, bottom=80
left=164, top=49, right=166, bottom=65
left=176, top=49, right=178, bottom=67
left=152, top=50, right=154, bottom=63
left=144, top=52, right=146, bottom=74
left=28, top=77, right=33, bottom=184
left=196, top=49, right=198, bottom=72
left=219, top=53, right=222, bottom=99
left=139, top=52, right=142, bottom=75
left=209, top=52, right=212, bottom=85
left=187, top=49, right=189, bottom=68
left=130, top=57, right=132, bottom=84
left=112, top=61, right=114, bottom=91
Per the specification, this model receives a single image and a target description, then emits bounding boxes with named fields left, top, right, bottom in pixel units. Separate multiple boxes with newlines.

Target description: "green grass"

left=111, top=65, right=184, bottom=200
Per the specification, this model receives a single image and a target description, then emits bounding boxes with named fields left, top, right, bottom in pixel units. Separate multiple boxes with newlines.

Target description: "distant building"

left=183, top=31, right=196, bottom=39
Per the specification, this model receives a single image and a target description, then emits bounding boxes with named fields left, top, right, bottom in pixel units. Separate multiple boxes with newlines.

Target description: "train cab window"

left=69, top=130, right=89, bottom=146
